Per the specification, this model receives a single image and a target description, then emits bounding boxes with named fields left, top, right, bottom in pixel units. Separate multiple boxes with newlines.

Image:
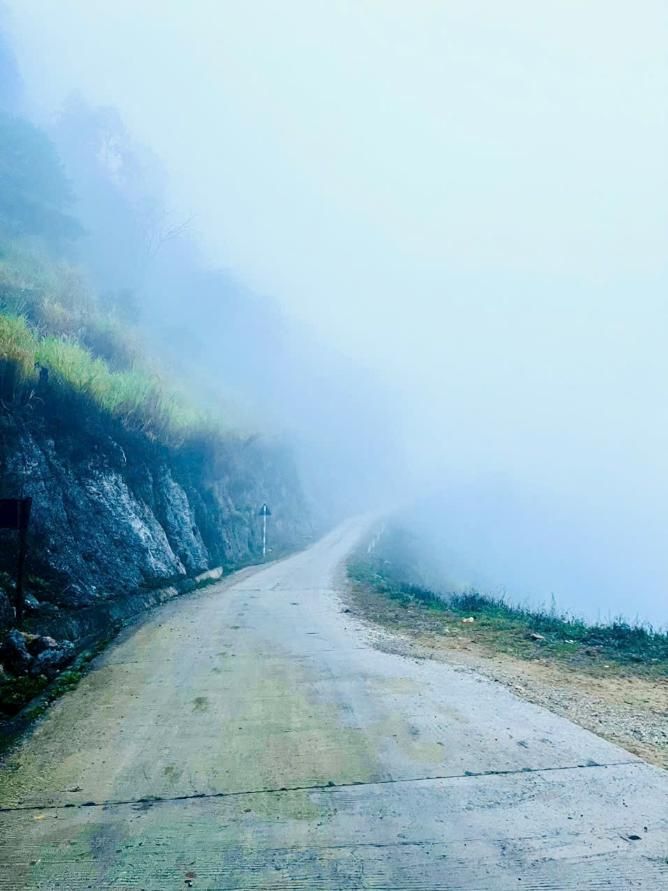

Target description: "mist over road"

left=1, top=522, right=666, bottom=889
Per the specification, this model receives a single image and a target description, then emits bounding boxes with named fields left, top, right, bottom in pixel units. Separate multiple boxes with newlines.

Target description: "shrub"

left=0, top=313, right=37, bottom=400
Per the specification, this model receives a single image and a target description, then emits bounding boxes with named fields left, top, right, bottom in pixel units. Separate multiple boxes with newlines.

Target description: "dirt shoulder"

left=345, top=581, right=668, bottom=770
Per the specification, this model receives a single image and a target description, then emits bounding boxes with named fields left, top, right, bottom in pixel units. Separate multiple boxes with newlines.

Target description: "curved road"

left=1, top=520, right=666, bottom=889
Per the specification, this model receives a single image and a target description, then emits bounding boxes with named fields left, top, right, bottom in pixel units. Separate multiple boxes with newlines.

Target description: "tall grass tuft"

left=0, top=313, right=37, bottom=400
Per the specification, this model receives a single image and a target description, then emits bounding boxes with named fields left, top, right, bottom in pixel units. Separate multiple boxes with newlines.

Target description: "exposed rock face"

left=0, top=391, right=313, bottom=643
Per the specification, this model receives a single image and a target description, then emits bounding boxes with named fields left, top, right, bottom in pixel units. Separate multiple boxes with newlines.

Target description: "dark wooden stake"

left=15, top=512, right=28, bottom=627
left=0, top=497, right=32, bottom=627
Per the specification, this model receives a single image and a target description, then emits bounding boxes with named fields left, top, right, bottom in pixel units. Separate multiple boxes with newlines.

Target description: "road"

left=1, top=520, right=666, bottom=889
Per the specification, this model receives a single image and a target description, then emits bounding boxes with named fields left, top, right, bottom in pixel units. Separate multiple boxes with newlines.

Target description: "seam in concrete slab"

left=0, top=759, right=641, bottom=815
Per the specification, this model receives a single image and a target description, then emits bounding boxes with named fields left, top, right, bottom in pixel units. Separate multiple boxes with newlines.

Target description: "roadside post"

left=0, top=497, right=32, bottom=626
left=258, top=503, right=271, bottom=560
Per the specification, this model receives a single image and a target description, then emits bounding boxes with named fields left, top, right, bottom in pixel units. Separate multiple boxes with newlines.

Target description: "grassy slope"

left=348, top=556, right=668, bottom=680
left=0, top=241, right=216, bottom=443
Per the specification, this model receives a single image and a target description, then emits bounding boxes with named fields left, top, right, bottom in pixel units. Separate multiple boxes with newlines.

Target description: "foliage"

left=0, top=313, right=35, bottom=400
left=0, top=236, right=227, bottom=443
left=0, top=310, right=214, bottom=443
left=0, top=241, right=142, bottom=366
left=0, top=113, right=82, bottom=246
left=0, top=674, right=49, bottom=718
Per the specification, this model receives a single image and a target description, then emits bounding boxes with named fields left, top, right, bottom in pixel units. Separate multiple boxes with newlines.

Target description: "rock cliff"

left=0, top=383, right=312, bottom=702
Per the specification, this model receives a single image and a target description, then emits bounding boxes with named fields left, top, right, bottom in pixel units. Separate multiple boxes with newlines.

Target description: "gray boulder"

left=0, top=629, right=33, bottom=675
left=29, top=641, right=75, bottom=678
left=24, top=593, right=42, bottom=615
left=26, top=634, right=59, bottom=656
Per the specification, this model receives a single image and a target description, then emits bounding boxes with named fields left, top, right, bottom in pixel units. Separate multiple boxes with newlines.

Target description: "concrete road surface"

left=1, top=520, right=666, bottom=889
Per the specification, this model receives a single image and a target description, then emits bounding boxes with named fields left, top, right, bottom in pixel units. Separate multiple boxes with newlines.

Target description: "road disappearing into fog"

left=1, top=521, right=666, bottom=889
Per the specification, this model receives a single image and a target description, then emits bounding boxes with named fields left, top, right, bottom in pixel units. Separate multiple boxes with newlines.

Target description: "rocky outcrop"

left=0, top=629, right=74, bottom=680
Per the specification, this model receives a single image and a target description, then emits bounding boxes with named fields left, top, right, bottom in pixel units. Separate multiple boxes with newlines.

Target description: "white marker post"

left=258, top=503, right=271, bottom=559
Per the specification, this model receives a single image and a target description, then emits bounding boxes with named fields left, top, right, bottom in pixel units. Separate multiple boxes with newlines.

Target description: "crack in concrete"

left=0, top=759, right=640, bottom=815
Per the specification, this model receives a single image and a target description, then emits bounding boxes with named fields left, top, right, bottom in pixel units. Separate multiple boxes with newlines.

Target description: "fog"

left=4, top=2, right=667, bottom=625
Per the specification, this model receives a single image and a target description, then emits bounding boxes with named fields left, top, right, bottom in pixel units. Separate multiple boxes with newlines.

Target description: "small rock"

left=461, top=616, right=475, bottom=624
left=26, top=635, right=59, bottom=657
left=0, top=629, right=33, bottom=675
left=29, top=642, right=75, bottom=678
left=24, top=593, right=42, bottom=614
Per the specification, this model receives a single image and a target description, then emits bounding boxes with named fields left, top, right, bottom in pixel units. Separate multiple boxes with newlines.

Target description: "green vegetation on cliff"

left=0, top=304, right=206, bottom=443
left=0, top=246, right=214, bottom=450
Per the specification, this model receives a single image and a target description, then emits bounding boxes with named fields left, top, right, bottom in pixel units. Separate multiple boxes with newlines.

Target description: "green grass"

left=0, top=312, right=211, bottom=441
left=0, top=240, right=228, bottom=444
left=0, top=313, right=35, bottom=387
left=7, top=670, right=84, bottom=724
left=1, top=240, right=95, bottom=339
left=0, top=662, right=88, bottom=722
left=0, top=675, right=49, bottom=718
left=0, top=632, right=115, bottom=726
left=0, top=242, right=144, bottom=370
left=348, top=556, right=668, bottom=676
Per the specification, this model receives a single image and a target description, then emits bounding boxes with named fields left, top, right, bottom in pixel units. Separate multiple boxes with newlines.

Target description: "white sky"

left=6, top=1, right=668, bottom=619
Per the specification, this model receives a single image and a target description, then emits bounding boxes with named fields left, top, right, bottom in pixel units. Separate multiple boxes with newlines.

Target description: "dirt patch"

left=192, top=695, right=209, bottom=712
left=346, top=582, right=668, bottom=770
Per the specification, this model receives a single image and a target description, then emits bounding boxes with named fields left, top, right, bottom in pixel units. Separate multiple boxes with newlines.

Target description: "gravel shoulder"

left=345, top=581, right=668, bottom=770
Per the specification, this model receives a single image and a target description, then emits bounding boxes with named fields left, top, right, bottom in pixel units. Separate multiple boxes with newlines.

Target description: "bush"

left=0, top=313, right=37, bottom=400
